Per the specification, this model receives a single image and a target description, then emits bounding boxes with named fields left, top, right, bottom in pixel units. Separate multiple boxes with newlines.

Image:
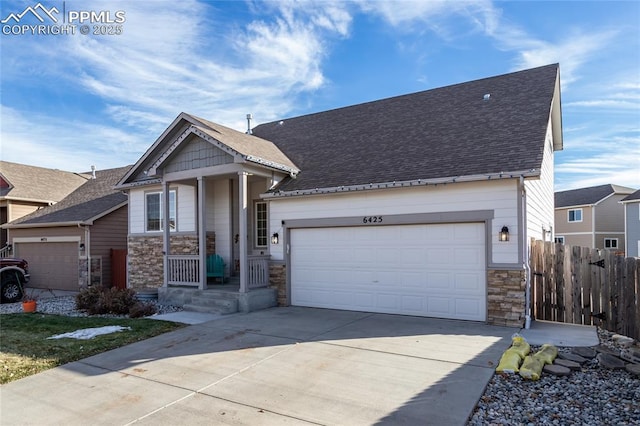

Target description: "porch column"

left=198, top=176, right=207, bottom=290
left=238, top=171, right=248, bottom=293
left=162, top=180, right=170, bottom=287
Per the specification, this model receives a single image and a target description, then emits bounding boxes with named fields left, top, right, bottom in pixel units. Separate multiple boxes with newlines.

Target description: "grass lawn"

left=0, top=313, right=184, bottom=384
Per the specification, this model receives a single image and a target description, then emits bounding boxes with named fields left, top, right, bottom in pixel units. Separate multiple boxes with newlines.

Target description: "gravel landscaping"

left=469, top=328, right=640, bottom=425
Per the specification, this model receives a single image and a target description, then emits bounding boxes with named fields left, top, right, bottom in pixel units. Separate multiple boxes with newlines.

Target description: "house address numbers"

left=362, top=216, right=383, bottom=224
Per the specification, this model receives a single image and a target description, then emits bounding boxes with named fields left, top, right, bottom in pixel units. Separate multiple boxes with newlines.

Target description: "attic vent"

left=91, top=165, right=96, bottom=179
left=483, top=93, right=491, bottom=101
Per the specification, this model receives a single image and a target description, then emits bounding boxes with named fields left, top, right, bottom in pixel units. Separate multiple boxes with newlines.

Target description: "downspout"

left=521, top=176, right=532, bottom=329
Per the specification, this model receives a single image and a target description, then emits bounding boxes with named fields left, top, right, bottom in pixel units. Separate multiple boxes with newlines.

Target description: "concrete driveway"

left=0, top=307, right=515, bottom=425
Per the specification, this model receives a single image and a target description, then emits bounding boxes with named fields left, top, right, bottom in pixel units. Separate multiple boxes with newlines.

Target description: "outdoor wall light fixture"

left=79, top=243, right=86, bottom=251
left=499, top=226, right=509, bottom=242
left=271, top=232, right=279, bottom=245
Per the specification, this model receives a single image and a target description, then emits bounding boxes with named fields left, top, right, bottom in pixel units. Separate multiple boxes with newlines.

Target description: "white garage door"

left=291, top=223, right=486, bottom=321
left=16, top=242, right=79, bottom=291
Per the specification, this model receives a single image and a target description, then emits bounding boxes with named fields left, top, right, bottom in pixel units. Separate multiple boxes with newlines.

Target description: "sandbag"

left=509, top=334, right=531, bottom=359
left=519, top=355, right=543, bottom=380
left=496, top=348, right=522, bottom=373
left=533, top=343, right=558, bottom=365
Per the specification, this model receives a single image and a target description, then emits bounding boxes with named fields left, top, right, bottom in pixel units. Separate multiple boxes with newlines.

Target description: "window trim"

left=145, top=189, right=177, bottom=233
left=554, top=236, right=565, bottom=245
left=604, top=238, right=618, bottom=249
left=567, top=208, right=583, bottom=223
left=254, top=201, right=268, bottom=248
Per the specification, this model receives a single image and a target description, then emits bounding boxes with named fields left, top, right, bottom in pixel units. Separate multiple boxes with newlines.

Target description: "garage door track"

left=0, top=307, right=515, bottom=425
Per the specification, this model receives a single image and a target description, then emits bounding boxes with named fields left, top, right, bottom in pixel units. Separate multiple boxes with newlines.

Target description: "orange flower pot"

left=22, top=300, right=37, bottom=313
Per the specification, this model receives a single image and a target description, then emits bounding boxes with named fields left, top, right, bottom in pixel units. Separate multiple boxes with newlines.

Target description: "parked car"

left=1, top=258, right=30, bottom=303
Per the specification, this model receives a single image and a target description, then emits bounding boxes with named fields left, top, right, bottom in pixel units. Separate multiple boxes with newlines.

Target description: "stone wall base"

left=269, top=261, right=287, bottom=306
left=487, top=269, right=526, bottom=328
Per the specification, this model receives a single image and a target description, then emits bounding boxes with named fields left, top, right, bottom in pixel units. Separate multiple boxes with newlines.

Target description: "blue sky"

left=1, top=0, right=638, bottom=191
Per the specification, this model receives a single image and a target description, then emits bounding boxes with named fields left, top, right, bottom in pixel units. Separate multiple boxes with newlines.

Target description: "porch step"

left=182, top=291, right=239, bottom=315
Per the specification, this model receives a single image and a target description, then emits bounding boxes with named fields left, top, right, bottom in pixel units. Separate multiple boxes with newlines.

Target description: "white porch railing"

left=248, top=255, right=270, bottom=289
left=167, top=255, right=200, bottom=286
left=166, top=254, right=270, bottom=289
left=0, top=245, right=13, bottom=258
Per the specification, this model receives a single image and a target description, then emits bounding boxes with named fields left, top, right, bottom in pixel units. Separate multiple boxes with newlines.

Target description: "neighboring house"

left=3, top=166, right=130, bottom=291
left=0, top=161, right=89, bottom=250
left=621, top=189, right=640, bottom=257
left=116, top=63, right=563, bottom=327
left=554, top=184, right=636, bottom=252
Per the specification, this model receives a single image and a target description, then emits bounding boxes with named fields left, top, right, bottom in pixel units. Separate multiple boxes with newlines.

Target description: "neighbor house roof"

left=253, top=63, right=562, bottom=194
left=621, top=189, right=640, bottom=203
left=555, top=184, right=636, bottom=208
left=6, top=166, right=131, bottom=227
left=0, top=161, right=90, bottom=203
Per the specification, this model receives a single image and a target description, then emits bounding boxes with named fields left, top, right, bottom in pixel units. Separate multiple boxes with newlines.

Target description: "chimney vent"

left=246, top=114, right=252, bottom=134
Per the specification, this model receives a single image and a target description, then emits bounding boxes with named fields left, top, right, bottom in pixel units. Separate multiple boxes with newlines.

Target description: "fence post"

left=556, top=243, right=565, bottom=322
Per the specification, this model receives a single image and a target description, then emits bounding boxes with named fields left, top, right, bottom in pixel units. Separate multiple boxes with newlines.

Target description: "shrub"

left=75, top=287, right=155, bottom=317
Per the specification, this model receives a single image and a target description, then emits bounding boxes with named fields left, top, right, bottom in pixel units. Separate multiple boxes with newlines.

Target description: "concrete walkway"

left=0, top=307, right=517, bottom=425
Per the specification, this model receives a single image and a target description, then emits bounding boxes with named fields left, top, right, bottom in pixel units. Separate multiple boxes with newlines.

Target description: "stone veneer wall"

left=128, top=234, right=214, bottom=290
left=269, top=261, right=287, bottom=306
left=487, top=269, right=526, bottom=327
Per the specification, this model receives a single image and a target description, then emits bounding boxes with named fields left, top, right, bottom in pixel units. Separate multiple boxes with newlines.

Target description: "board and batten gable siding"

left=268, top=179, right=521, bottom=265
left=128, top=184, right=196, bottom=234
left=89, top=205, right=128, bottom=287
left=524, top=120, right=556, bottom=241
left=625, top=202, right=640, bottom=257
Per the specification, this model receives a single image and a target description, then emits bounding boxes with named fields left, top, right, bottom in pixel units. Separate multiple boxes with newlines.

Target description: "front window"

left=255, top=202, right=267, bottom=247
left=146, top=190, right=176, bottom=232
left=568, top=209, right=582, bottom=223
left=554, top=236, right=565, bottom=244
left=604, top=238, right=618, bottom=249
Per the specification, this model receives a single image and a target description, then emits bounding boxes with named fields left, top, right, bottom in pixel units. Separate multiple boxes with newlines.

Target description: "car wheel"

left=1, top=273, right=24, bottom=303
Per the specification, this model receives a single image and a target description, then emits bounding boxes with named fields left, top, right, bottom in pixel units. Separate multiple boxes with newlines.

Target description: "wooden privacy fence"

left=530, top=240, right=640, bottom=341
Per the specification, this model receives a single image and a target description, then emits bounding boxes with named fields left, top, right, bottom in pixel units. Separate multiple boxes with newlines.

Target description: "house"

left=3, top=166, right=130, bottom=291
left=621, top=189, right=640, bottom=257
left=116, top=63, right=563, bottom=327
left=554, top=184, right=635, bottom=252
left=0, top=161, right=89, bottom=251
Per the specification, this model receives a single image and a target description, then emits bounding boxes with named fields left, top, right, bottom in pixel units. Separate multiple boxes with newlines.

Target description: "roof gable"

left=8, top=166, right=131, bottom=226
left=555, top=184, right=636, bottom=208
left=118, top=113, right=299, bottom=187
left=621, top=189, right=640, bottom=203
left=253, top=64, right=562, bottom=194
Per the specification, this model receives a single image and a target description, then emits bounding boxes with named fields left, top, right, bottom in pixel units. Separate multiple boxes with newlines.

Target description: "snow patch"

left=48, top=326, right=132, bottom=340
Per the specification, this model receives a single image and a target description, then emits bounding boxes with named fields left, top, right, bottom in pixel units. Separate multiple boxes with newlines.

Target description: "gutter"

left=263, top=169, right=541, bottom=199
left=2, top=221, right=91, bottom=229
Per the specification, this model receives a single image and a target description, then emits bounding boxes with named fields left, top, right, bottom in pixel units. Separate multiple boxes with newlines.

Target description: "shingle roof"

left=0, top=161, right=89, bottom=202
left=253, top=64, right=560, bottom=193
left=188, top=115, right=299, bottom=173
left=621, top=189, right=640, bottom=203
left=555, top=184, right=636, bottom=208
left=9, top=166, right=131, bottom=225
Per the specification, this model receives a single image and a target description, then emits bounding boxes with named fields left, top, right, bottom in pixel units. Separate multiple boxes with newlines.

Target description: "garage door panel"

left=291, top=223, right=486, bottom=321
left=16, top=242, right=79, bottom=291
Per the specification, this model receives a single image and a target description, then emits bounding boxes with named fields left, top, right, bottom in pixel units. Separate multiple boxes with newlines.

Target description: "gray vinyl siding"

left=625, top=202, right=640, bottom=257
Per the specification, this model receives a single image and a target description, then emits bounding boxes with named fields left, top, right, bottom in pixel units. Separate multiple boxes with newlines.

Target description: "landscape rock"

left=620, top=347, right=640, bottom=364
left=557, top=352, right=587, bottom=364
left=597, top=353, right=626, bottom=370
left=571, top=346, right=596, bottom=359
left=611, top=334, right=635, bottom=348
left=554, top=358, right=581, bottom=370
left=595, top=345, right=620, bottom=357
left=543, top=364, right=571, bottom=376
left=626, top=363, right=640, bottom=377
